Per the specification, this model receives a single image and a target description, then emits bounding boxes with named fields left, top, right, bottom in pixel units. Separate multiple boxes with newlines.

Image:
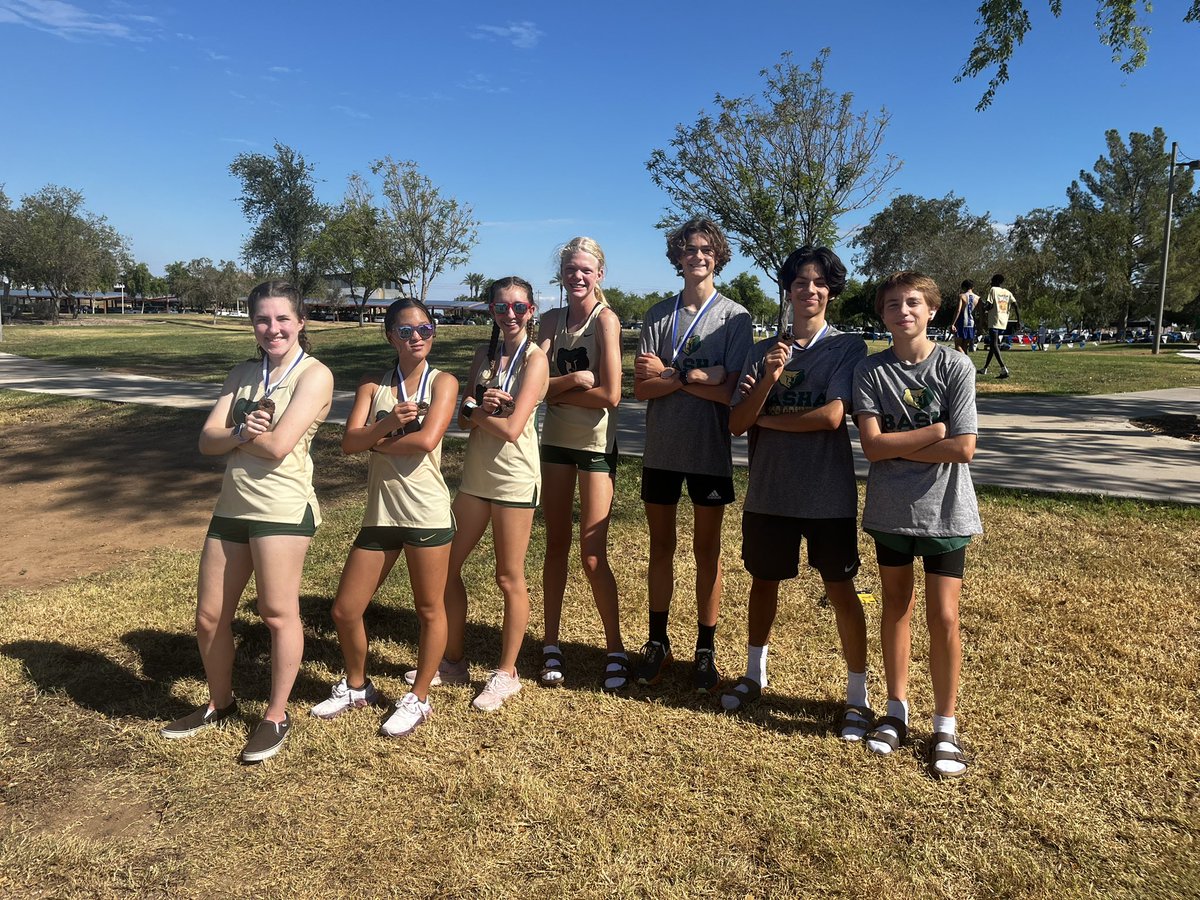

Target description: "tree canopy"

left=647, top=50, right=901, bottom=297
left=958, top=1, right=1200, bottom=110
left=229, top=142, right=328, bottom=297
left=851, top=192, right=1006, bottom=306
left=371, top=157, right=478, bottom=303
left=3, top=185, right=128, bottom=320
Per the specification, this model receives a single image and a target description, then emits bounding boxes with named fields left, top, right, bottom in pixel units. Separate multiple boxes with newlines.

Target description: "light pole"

left=1154, top=142, right=1200, bottom=355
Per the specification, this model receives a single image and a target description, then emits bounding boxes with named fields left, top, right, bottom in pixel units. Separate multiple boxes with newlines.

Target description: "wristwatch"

left=680, top=368, right=691, bottom=385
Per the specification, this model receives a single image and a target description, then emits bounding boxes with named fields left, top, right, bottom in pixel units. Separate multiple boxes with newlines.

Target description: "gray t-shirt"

left=733, top=328, right=866, bottom=518
left=639, top=293, right=752, bottom=477
left=852, top=344, right=983, bottom=537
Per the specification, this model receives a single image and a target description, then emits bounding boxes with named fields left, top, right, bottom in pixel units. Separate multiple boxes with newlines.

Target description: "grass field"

left=2, top=316, right=1199, bottom=397
left=1, top=393, right=1197, bottom=898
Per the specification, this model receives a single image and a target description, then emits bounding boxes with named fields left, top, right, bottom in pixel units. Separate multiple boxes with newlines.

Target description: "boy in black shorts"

left=726, top=246, right=872, bottom=741
left=633, top=217, right=752, bottom=691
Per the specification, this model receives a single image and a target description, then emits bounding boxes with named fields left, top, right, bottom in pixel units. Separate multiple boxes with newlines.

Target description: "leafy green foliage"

left=229, top=142, right=328, bottom=296
left=371, top=157, right=478, bottom=303
left=958, top=1, right=1200, bottom=110
left=648, top=50, right=901, bottom=295
left=716, top=271, right=776, bottom=324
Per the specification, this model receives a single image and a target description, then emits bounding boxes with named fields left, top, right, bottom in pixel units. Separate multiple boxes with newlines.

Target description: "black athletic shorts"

left=741, top=512, right=859, bottom=582
left=641, top=467, right=735, bottom=507
left=870, top=531, right=970, bottom=579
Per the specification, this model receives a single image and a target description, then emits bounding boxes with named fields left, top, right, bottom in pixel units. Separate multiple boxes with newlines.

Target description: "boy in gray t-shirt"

left=633, top=217, right=752, bottom=692
left=725, top=246, right=872, bottom=742
left=852, top=271, right=982, bottom=779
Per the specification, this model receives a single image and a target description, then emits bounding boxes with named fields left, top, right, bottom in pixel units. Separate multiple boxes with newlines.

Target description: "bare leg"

left=926, top=573, right=963, bottom=717
left=878, top=564, right=917, bottom=703
left=331, top=547, right=401, bottom=688
left=692, top=504, right=725, bottom=630
left=196, top=537, right=253, bottom=709
left=747, top=577, right=779, bottom=647
left=249, top=534, right=312, bottom=723
left=491, top=505, right=536, bottom=674
left=445, top=492, right=493, bottom=663
left=577, top=469, right=622, bottom=652
left=644, top=502, right=677, bottom=616
left=405, top=542, right=452, bottom=701
left=824, top=579, right=867, bottom=674
left=540, top=463, right=577, bottom=647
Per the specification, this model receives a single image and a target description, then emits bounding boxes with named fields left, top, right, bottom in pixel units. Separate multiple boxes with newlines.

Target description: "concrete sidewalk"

left=2, top=352, right=1197, bottom=504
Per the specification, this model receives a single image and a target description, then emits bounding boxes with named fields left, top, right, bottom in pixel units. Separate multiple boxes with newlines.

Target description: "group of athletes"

left=158, top=219, right=980, bottom=779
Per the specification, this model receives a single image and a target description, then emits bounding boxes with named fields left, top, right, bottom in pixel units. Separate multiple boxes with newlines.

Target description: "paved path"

left=2, top=352, right=1197, bottom=504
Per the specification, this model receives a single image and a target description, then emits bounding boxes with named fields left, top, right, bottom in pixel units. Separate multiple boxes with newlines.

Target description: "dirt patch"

left=1131, top=414, right=1200, bottom=443
left=0, top=395, right=363, bottom=592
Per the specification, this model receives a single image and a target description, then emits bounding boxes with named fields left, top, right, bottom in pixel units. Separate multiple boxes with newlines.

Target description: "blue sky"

left=2, top=1, right=1197, bottom=303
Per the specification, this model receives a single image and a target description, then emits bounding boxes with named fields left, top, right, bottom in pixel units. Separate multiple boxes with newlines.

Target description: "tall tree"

left=229, top=142, right=328, bottom=297
left=851, top=193, right=1006, bottom=312
left=371, top=157, right=479, bottom=303
left=1056, top=128, right=1196, bottom=334
left=6, top=185, right=128, bottom=320
left=957, top=1, right=1200, bottom=110
left=312, top=173, right=408, bottom=325
left=647, top=50, right=901, bottom=299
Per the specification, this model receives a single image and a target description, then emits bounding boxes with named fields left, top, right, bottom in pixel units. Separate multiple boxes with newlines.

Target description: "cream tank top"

left=541, top=303, right=617, bottom=453
left=214, top=354, right=325, bottom=524
left=362, top=365, right=453, bottom=529
left=460, top=345, right=545, bottom=504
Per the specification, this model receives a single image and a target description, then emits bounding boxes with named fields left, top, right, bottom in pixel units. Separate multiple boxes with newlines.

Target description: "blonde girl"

left=536, top=237, right=628, bottom=691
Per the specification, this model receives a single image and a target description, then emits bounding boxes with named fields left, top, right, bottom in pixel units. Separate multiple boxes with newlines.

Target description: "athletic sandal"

left=539, top=649, right=565, bottom=687
left=864, top=715, right=908, bottom=755
left=927, top=731, right=969, bottom=779
left=719, top=676, right=762, bottom=713
left=838, top=704, right=875, bottom=742
left=600, top=653, right=631, bottom=693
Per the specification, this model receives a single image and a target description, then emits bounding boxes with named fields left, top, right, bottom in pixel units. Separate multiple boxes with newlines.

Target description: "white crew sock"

left=931, top=714, right=966, bottom=776
left=866, top=698, right=909, bottom=756
left=747, top=644, right=768, bottom=687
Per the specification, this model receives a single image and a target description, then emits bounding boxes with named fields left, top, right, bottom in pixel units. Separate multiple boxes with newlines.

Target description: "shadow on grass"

left=512, top=637, right=844, bottom=738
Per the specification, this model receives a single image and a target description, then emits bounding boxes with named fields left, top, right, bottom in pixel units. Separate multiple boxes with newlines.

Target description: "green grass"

left=3, top=316, right=1199, bottom=397
left=0, top=394, right=1197, bottom=898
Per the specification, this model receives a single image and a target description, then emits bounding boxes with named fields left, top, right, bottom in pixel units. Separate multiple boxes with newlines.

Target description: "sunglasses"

left=392, top=323, right=436, bottom=341
left=491, top=301, right=530, bottom=316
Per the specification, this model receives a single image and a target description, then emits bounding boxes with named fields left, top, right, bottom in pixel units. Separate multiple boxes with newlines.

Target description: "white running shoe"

left=379, top=692, right=432, bottom=738
left=404, top=656, right=470, bottom=687
left=471, top=670, right=521, bottom=711
left=310, top=677, right=382, bottom=719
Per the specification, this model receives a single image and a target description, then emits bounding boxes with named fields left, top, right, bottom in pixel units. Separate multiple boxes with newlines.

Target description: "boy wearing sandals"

left=852, top=271, right=981, bottom=778
left=725, top=246, right=872, bottom=741
left=633, top=217, right=752, bottom=693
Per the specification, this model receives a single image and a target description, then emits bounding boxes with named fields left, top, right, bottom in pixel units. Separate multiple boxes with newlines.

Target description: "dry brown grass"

left=1, top=398, right=1197, bottom=899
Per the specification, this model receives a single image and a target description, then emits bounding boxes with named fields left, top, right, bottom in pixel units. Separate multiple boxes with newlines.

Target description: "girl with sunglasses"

left=442, top=277, right=549, bottom=711
left=537, top=237, right=627, bottom=691
left=310, top=298, right=459, bottom=738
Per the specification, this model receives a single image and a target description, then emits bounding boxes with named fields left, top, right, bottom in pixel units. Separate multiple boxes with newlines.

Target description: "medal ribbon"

left=396, top=361, right=431, bottom=405
left=666, top=290, right=717, bottom=366
left=497, top=338, right=529, bottom=395
left=261, top=349, right=305, bottom=399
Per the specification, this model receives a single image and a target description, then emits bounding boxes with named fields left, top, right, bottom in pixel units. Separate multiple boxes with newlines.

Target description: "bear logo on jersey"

left=556, top=347, right=590, bottom=375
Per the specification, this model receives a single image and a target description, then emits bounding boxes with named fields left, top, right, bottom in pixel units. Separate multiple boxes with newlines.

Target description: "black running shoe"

left=159, top=699, right=239, bottom=740
left=635, top=640, right=673, bottom=686
left=240, top=713, right=290, bottom=763
left=692, top=650, right=722, bottom=694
